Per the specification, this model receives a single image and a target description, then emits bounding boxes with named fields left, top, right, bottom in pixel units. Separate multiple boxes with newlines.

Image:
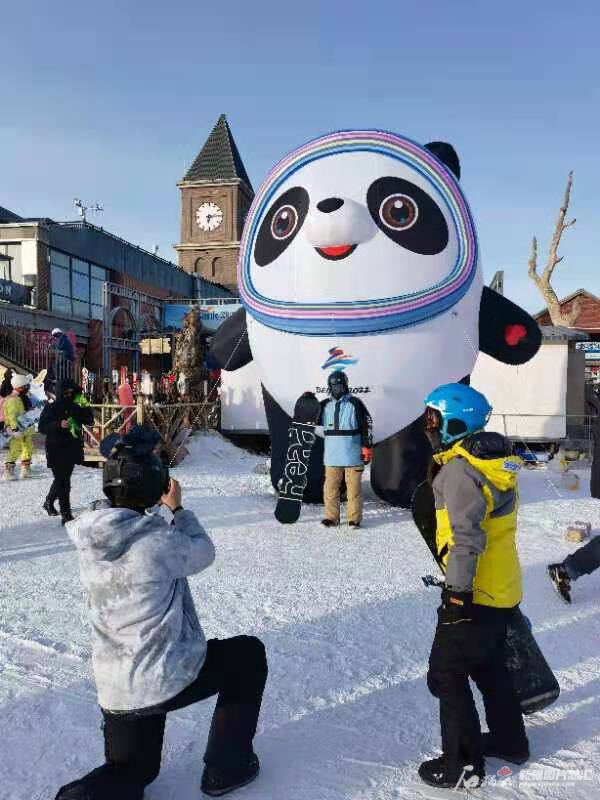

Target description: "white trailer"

left=470, top=327, right=586, bottom=441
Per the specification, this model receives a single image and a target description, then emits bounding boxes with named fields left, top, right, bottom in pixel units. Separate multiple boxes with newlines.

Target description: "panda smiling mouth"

left=315, top=244, right=357, bottom=260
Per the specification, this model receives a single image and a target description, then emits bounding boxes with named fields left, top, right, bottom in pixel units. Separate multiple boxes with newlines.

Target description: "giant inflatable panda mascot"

left=210, top=131, right=541, bottom=507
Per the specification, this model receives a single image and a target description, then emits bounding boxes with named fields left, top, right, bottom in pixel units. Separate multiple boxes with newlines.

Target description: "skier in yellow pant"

left=3, top=373, right=34, bottom=480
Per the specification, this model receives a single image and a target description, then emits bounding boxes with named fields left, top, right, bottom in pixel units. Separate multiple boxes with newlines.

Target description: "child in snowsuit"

left=418, top=383, right=528, bottom=791
left=548, top=536, right=600, bottom=602
left=55, top=426, right=268, bottom=800
left=3, top=372, right=34, bottom=480
left=320, top=370, right=373, bottom=528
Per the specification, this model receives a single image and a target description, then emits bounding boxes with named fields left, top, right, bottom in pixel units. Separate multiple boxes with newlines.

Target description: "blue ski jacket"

left=320, top=394, right=373, bottom=467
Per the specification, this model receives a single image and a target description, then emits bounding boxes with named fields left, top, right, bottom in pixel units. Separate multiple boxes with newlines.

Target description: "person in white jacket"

left=55, top=426, right=267, bottom=800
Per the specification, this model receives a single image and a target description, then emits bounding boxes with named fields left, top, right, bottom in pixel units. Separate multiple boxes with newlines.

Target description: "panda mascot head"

left=238, top=130, right=537, bottom=443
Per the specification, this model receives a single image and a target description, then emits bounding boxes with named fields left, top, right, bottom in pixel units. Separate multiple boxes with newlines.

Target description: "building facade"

left=175, top=115, right=254, bottom=292
left=0, top=208, right=232, bottom=380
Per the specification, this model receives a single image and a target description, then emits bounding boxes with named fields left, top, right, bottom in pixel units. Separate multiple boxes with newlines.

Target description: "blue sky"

left=2, top=0, right=598, bottom=312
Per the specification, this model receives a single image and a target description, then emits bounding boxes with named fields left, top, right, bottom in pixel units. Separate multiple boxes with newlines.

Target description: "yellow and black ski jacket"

left=432, top=431, right=523, bottom=609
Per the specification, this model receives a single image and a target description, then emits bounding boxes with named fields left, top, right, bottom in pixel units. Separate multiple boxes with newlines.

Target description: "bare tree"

left=528, top=171, right=579, bottom=327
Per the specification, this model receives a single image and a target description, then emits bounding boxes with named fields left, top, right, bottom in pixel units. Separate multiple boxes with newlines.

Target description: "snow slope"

left=1, top=434, right=599, bottom=800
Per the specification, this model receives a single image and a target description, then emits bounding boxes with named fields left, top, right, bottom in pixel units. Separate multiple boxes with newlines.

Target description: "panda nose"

left=317, top=197, right=344, bottom=214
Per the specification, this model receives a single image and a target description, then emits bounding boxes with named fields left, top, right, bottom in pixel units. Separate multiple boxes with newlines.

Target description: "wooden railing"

left=82, top=397, right=220, bottom=464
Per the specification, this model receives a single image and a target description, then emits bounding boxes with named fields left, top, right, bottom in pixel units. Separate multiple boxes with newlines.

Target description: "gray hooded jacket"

left=66, top=502, right=215, bottom=711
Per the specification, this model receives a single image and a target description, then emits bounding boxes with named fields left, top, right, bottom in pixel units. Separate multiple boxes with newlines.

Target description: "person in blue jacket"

left=319, top=370, right=373, bottom=528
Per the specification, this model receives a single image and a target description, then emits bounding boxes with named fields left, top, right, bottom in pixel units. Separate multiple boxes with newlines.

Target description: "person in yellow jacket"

left=417, top=383, right=528, bottom=792
left=3, top=372, right=34, bottom=480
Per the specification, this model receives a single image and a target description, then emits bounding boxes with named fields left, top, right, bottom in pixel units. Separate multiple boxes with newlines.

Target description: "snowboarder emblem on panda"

left=209, top=130, right=541, bottom=507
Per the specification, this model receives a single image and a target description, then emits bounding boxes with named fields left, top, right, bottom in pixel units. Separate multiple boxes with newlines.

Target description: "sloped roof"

left=0, top=205, right=23, bottom=223
left=534, top=289, right=600, bottom=320
left=183, top=114, right=252, bottom=189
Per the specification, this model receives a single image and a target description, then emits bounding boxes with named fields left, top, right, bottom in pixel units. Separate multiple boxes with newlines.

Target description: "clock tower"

left=175, top=114, right=254, bottom=294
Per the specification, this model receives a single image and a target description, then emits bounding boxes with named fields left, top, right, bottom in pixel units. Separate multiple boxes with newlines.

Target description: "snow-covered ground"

left=1, top=433, right=600, bottom=800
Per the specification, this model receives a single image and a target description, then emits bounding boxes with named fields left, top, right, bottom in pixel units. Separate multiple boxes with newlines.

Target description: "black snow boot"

left=348, top=520, right=361, bottom=528
left=548, top=563, right=572, bottom=603
left=61, top=511, right=75, bottom=525
left=201, top=754, right=260, bottom=797
left=418, top=755, right=484, bottom=790
left=321, top=518, right=337, bottom=527
left=482, top=732, right=530, bottom=765
left=43, top=497, right=60, bottom=516
left=55, top=764, right=144, bottom=800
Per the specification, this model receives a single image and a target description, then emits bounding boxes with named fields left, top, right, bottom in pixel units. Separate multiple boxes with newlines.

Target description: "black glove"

left=438, top=588, right=473, bottom=625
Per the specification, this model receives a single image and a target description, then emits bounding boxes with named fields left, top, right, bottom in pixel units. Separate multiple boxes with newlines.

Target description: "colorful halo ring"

left=239, top=130, right=478, bottom=337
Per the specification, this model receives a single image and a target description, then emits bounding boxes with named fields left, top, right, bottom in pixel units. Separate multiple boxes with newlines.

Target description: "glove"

left=361, top=447, right=373, bottom=464
left=438, top=588, right=473, bottom=625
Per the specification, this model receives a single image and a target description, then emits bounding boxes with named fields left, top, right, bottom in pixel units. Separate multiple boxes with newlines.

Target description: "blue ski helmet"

left=424, top=383, right=492, bottom=447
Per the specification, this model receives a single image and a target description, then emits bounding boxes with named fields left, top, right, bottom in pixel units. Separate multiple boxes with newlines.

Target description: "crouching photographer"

left=56, top=425, right=268, bottom=800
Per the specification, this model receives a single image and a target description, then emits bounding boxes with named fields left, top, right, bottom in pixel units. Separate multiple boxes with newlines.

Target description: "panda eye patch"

left=255, top=187, right=309, bottom=267
left=367, top=177, right=448, bottom=255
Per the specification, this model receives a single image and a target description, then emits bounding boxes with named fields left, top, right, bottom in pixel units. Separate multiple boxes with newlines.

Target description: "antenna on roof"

left=73, top=198, right=104, bottom=222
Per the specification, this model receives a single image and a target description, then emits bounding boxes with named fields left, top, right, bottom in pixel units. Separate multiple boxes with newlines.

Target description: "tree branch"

left=527, top=171, right=578, bottom=327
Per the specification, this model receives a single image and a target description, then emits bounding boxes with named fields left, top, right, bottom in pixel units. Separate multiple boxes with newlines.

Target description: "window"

left=72, top=271, right=90, bottom=302
left=51, top=294, right=72, bottom=315
left=91, top=265, right=106, bottom=280
left=91, top=278, right=104, bottom=305
left=72, top=300, right=89, bottom=319
left=72, top=258, right=89, bottom=275
left=91, top=304, right=103, bottom=320
left=49, top=249, right=69, bottom=268
left=0, top=243, right=22, bottom=283
left=51, top=264, right=70, bottom=296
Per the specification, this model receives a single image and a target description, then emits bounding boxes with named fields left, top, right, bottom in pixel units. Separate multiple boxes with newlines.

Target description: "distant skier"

left=418, top=383, right=528, bottom=791
left=319, top=370, right=372, bottom=528
left=3, top=372, right=34, bottom=480
left=548, top=537, right=600, bottom=602
left=54, top=426, right=267, bottom=800
left=38, top=380, right=94, bottom=524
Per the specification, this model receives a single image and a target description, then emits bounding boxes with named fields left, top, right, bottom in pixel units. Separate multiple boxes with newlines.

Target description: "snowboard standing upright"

left=412, top=480, right=560, bottom=714
left=274, top=392, right=322, bottom=524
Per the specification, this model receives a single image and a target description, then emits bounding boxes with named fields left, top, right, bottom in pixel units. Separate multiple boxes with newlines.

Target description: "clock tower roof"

left=183, top=114, right=253, bottom=191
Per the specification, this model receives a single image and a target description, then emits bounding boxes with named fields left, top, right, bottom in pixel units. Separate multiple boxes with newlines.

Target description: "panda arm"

left=479, top=287, right=542, bottom=365
left=207, top=308, right=253, bottom=371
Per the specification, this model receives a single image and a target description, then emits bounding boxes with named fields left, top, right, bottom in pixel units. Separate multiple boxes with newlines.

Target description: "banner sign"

left=163, top=302, right=241, bottom=333
left=576, top=342, right=600, bottom=360
left=0, top=278, right=32, bottom=306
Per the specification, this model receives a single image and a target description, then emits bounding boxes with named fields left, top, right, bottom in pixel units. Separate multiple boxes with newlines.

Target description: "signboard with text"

left=163, top=302, right=241, bottom=333
left=0, top=278, right=32, bottom=306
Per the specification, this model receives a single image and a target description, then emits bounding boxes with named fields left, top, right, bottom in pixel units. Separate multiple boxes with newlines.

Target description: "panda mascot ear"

left=425, top=141, right=461, bottom=180
left=479, top=287, right=542, bottom=365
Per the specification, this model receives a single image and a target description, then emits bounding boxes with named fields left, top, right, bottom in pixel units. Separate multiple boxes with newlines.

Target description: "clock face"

left=196, top=201, right=223, bottom=232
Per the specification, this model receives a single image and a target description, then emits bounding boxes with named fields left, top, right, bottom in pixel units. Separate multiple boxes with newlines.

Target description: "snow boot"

left=548, top=563, right=572, bottom=603
left=201, top=754, right=259, bottom=797
left=3, top=462, right=16, bottom=481
left=20, top=461, right=32, bottom=479
left=321, top=518, right=337, bottom=527
left=348, top=520, right=361, bottom=529
left=482, top=732, right=529, bottom=765
left=43, top=497, right=60, bottom=516
left=418, top=755, right=484, bottom=790
left=61, top=511, right=75, bottom=525
left=54, top=764, right=144, bottom=800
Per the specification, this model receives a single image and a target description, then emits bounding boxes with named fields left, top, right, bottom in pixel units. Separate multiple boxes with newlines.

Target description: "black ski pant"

left=55, top=636, right=267, bottom=800
left=47, top=462, right=75, bottom=515
left=427, top=610, right=527, bottom=769
left=564, top=534, right=600, bottom=580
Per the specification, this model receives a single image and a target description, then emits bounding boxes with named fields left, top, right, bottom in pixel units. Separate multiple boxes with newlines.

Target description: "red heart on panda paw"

left=505, top=324, right=528, bottom=346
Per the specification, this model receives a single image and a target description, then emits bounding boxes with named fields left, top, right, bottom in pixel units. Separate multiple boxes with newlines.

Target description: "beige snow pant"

left=324, top=465, right=364, bottom=525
